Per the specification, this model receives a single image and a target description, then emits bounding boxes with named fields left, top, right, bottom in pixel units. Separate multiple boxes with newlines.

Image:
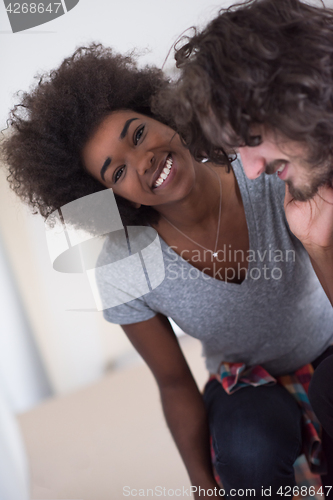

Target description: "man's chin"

left=285, top=171, right=333, bottom=201
left=286, top=180, right=318, bottom=202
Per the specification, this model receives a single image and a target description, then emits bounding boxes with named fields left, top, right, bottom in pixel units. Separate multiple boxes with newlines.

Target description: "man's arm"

left=122, top=314, right=222, bottom=499
left=284, top=184, right=333, bottom=306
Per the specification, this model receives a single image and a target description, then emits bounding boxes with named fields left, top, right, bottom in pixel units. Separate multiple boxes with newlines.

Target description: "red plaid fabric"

left=278, top=365, right=324, bottom=474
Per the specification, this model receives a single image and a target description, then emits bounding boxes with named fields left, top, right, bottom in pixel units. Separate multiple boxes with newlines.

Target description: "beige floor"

left=18, top=336, right=208, bottom=500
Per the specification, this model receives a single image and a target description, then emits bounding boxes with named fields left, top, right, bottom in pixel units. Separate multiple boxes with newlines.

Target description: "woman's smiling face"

left=82, top=110, right=195, bottom=208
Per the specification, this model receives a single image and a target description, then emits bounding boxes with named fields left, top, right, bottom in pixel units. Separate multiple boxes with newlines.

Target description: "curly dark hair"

left=1, top=44, right=169, bottom=231
left=154, top=0, right=333, bottom=169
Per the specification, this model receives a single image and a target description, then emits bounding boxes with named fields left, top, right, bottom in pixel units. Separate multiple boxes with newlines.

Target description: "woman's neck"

left=154, top=161, right=224, bottom=230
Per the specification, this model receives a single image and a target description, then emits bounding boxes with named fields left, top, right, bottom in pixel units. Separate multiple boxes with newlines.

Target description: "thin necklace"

left=162, top=169, right=222, bottom=258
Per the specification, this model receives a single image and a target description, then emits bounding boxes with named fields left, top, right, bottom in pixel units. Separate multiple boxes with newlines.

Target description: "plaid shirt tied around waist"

left=212, top=361, right=326, bottom=476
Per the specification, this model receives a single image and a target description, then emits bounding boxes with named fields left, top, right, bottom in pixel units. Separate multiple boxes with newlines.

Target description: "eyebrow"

left=119, top=117, right=138, bottom=139
left=99, top=117, right=138, bottom=181
left=100, top=157, right=111, bottom=181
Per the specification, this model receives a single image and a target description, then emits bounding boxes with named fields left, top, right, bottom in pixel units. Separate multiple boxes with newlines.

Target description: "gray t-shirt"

left=96, top=159, right=333, bottom=376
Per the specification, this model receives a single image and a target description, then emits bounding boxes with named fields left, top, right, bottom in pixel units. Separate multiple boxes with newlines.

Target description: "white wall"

left=0, top=0, right=233, bottom=129
left=0, top=231, right=52, bottom=413
left=0, top=383, right=30, bottom=500
left=1, top=0, right=330, bottom=125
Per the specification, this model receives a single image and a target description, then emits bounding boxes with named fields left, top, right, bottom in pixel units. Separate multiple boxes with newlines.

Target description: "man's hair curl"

left=155, top=0, right=333, bottom=169
left=2, top=43, right=169, bottom=231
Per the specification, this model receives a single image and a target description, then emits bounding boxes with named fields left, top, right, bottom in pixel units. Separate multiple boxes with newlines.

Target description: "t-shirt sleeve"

left=95, top=231, right=158, bottom=325
left=102, top=298, right=157, bottom=325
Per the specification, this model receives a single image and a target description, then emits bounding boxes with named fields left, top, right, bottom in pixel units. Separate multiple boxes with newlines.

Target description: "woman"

left=2, top=44, right=333, bottom=498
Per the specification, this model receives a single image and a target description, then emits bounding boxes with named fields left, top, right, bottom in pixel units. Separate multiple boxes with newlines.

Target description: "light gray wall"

left=0, top=0, right=233, bottom=128
left=1, top=0, right=330, bottom=126
left=0, top=232, right=52, bottom=413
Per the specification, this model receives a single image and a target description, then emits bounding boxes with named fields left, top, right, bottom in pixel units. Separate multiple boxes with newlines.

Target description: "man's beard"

left=265, top=160, right=333, bottom=202
left=286, top=168, right=333, bottom=202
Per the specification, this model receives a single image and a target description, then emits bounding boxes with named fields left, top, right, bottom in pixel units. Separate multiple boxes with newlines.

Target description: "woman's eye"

left=134, top=125, right=145, bottom=145
left=114, top=165, right=125, bottom=183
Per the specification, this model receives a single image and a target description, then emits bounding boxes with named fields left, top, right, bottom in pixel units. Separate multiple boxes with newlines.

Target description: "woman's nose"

left=239, top=147, right=266, bottom=180
left=134, top=151, right=155, bottom=176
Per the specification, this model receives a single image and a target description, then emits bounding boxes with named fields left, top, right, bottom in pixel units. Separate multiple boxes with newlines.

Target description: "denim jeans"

left=309, top=348, right=333, bottom=497
left=203, top=347, right=333, bottom=499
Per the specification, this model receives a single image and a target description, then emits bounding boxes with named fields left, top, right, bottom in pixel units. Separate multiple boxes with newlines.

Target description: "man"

left=156, top=0, right=333, bottom=306
left=154, top=0, right=333, bottom=492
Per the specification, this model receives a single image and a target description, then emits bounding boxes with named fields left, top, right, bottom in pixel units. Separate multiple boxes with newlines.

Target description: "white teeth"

left=154, top=155, right=173, bottom=187
left=277, top=162, right=287, bottom=173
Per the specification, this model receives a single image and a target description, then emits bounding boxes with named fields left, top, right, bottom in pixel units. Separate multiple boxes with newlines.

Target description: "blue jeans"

left=203, top=348, right=333, bottom=499
left=310, top=349, right=333, bottom=498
